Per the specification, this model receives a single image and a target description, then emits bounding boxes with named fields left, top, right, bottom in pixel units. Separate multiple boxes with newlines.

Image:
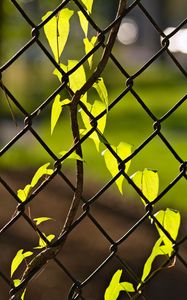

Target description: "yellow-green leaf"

left=104, top=269, right=134, bottom=300
left=51, top=95, right=71, bottom=134
left=33, top=217, right=54, bottom=226
left=80, top=100, right=106, bottom=151
left=31, top=163, right=53, bottom=187
left=154, top=208, right=181, bottom=256
left=54, top=61, right=87, bottom=103
left=17, top=164, right=53, bottom=202
left=78, top=11, right=89, bottom=37
left=68, top=60, right=87, bottom=100
left=83, top=36, right=97, bottom=68
left=93, top=77, right=108, bottom=110
left=120, top=282, right=135, bottom=293
left=13, top=280, right=26, bottom=300
left=11, top=250, right=33, bottom=278
left=80, top=0, right=94, bottom=14
left=35, top=233, right=55, bottom=249
left=51, top=94, right=62, bottom=134
left=102, top=142, right=132, bottom=194
left=42, top=9, right=74, bottom=62
left=139, top=237, right=164, bottom=286
left=131, top=169, right=159, bottom=205
left=17, top=184, right=31, bottom=202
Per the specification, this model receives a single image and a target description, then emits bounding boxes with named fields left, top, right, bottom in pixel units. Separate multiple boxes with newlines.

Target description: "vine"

left=8, top=1, right=181, bottom=299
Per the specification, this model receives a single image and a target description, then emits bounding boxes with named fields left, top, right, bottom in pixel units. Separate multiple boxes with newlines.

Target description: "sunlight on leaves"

left=11, top=249, right=33, bottom=278
left=78, top=11, right=89, bottom=37
left=83, top=36, right=97, bottom=68
left=104, top=269, right=135, bottom=300
left=34, top=233, right=55, bottom=249
left=138, top=237, right=164, bottom=288
left=80, top=100, right=106, bottom=151
left=17, top=163, right=53, bottom=202
left=102, top=142, right=132, bottom=194
left=13, top=280, right=26, bottom=300
left=30, top=163, right=53, bottom=187
left=42, top=9, right=74, bottom=62
left=33, top=217, right=54, bottom=226
left=54, top=61, right=87, bottom=103
left=154, top=208, right=181, bottom=256
left=131, top=169, right=159, bottom=205
left=93, top=77, right=108, bottom=110
left=51, top=95, right=71, bottom=134
left=80, top=0, right=94, bottom=14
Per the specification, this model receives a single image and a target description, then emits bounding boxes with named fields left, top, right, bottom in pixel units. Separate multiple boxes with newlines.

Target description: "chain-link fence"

left=0, top=0, right=187, bottom=299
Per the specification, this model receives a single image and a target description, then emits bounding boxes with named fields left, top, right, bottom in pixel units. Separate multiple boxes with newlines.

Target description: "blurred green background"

left=0, top=0, right=186, bottom=212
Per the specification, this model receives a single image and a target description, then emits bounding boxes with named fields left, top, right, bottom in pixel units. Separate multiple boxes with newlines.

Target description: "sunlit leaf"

left=51, top=95, right=71, bottom=134
left=80, top=100, right=106, bottom=151
left=120, top=281, right=135, bottom=293
left=11, top=250, right=33, bottom=278
left=17, top=164, right=53, bottom=202
left=54, top=61, right=87, bottom=103
left=154, top=208, right=181, bottom=256
left=68, top=60, right=87, bottom=102
left=42, top=9, right=74, bottom=62
left=59, top=150, right=84, bottom=161
left=51, top=94, right=62, bottom=134
left=35, top=233, right=55, bottom=249
left=93, top=77, right=108, bottom=110
left=31, top=163, right=53, bottom=187
left=17, top=184, right=31, bottom=202
left=83, top=36, right=97, bottom=68
left=139, top=237, right=164, bottom=286
left=80, top=0, right=94, bottom=14
left=131, top=169, right=159, bottom=205
left=33, top=217, right=54, bottom=226
left=104, top=269, right=134, bottom=300
left=102, top=142, right=132, bottom=194
left=78, top=11, right=89, bottom=37
left=13, top=280, right=26, bottom=300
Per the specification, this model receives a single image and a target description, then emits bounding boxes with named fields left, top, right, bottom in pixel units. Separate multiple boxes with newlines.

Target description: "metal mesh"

left=0, top=0, right=186, bottom=299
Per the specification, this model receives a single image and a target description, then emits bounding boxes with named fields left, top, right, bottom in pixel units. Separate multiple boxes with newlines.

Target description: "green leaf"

left=120, top=282, right=135, bottom=293
left=102, top=142, right=132, bottom=194
left=17, top=163, right=53, bottom=202
left=13, top=280, right=26, bottom=300
left=154, top=208, right=181, bottom=256
left=131, top=169, right=159, bottom=205
left=54, top=61, right=87, bottom=103
left=104, top=269, right=134, bottom=300
left=17, top=184, right=31, bottom=202
left=139, top=237, right=164, bottom=286
left=51, top=95, right=71, bottom=134
left=93, top=77, right=108, bottom=110
left=35, top=233, right=55, bottom=249
left=80, top=100, right=106, bottom=151
left=51, top=94, right=62, bottom=135
left=31, top=163, right=53, bottom=187
left=78, top=11, right=89, bottom=37
left=11, top=250, right=33, bottom=278
left=80, top=0, right=94, bottom=14
left=83, top=36, right=97, bottom=68
left=42, top=9, right=74, bottom=62
left=59, top=150, right=84, bottom=161
left=33, top=217, right=54, bottom=226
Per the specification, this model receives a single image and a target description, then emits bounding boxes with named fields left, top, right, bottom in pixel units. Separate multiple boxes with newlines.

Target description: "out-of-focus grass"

left=1, top=65, right=186, bottom=212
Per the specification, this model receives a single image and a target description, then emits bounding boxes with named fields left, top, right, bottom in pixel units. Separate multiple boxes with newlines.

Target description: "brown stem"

left=10, top=1, right=127, bottom=299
